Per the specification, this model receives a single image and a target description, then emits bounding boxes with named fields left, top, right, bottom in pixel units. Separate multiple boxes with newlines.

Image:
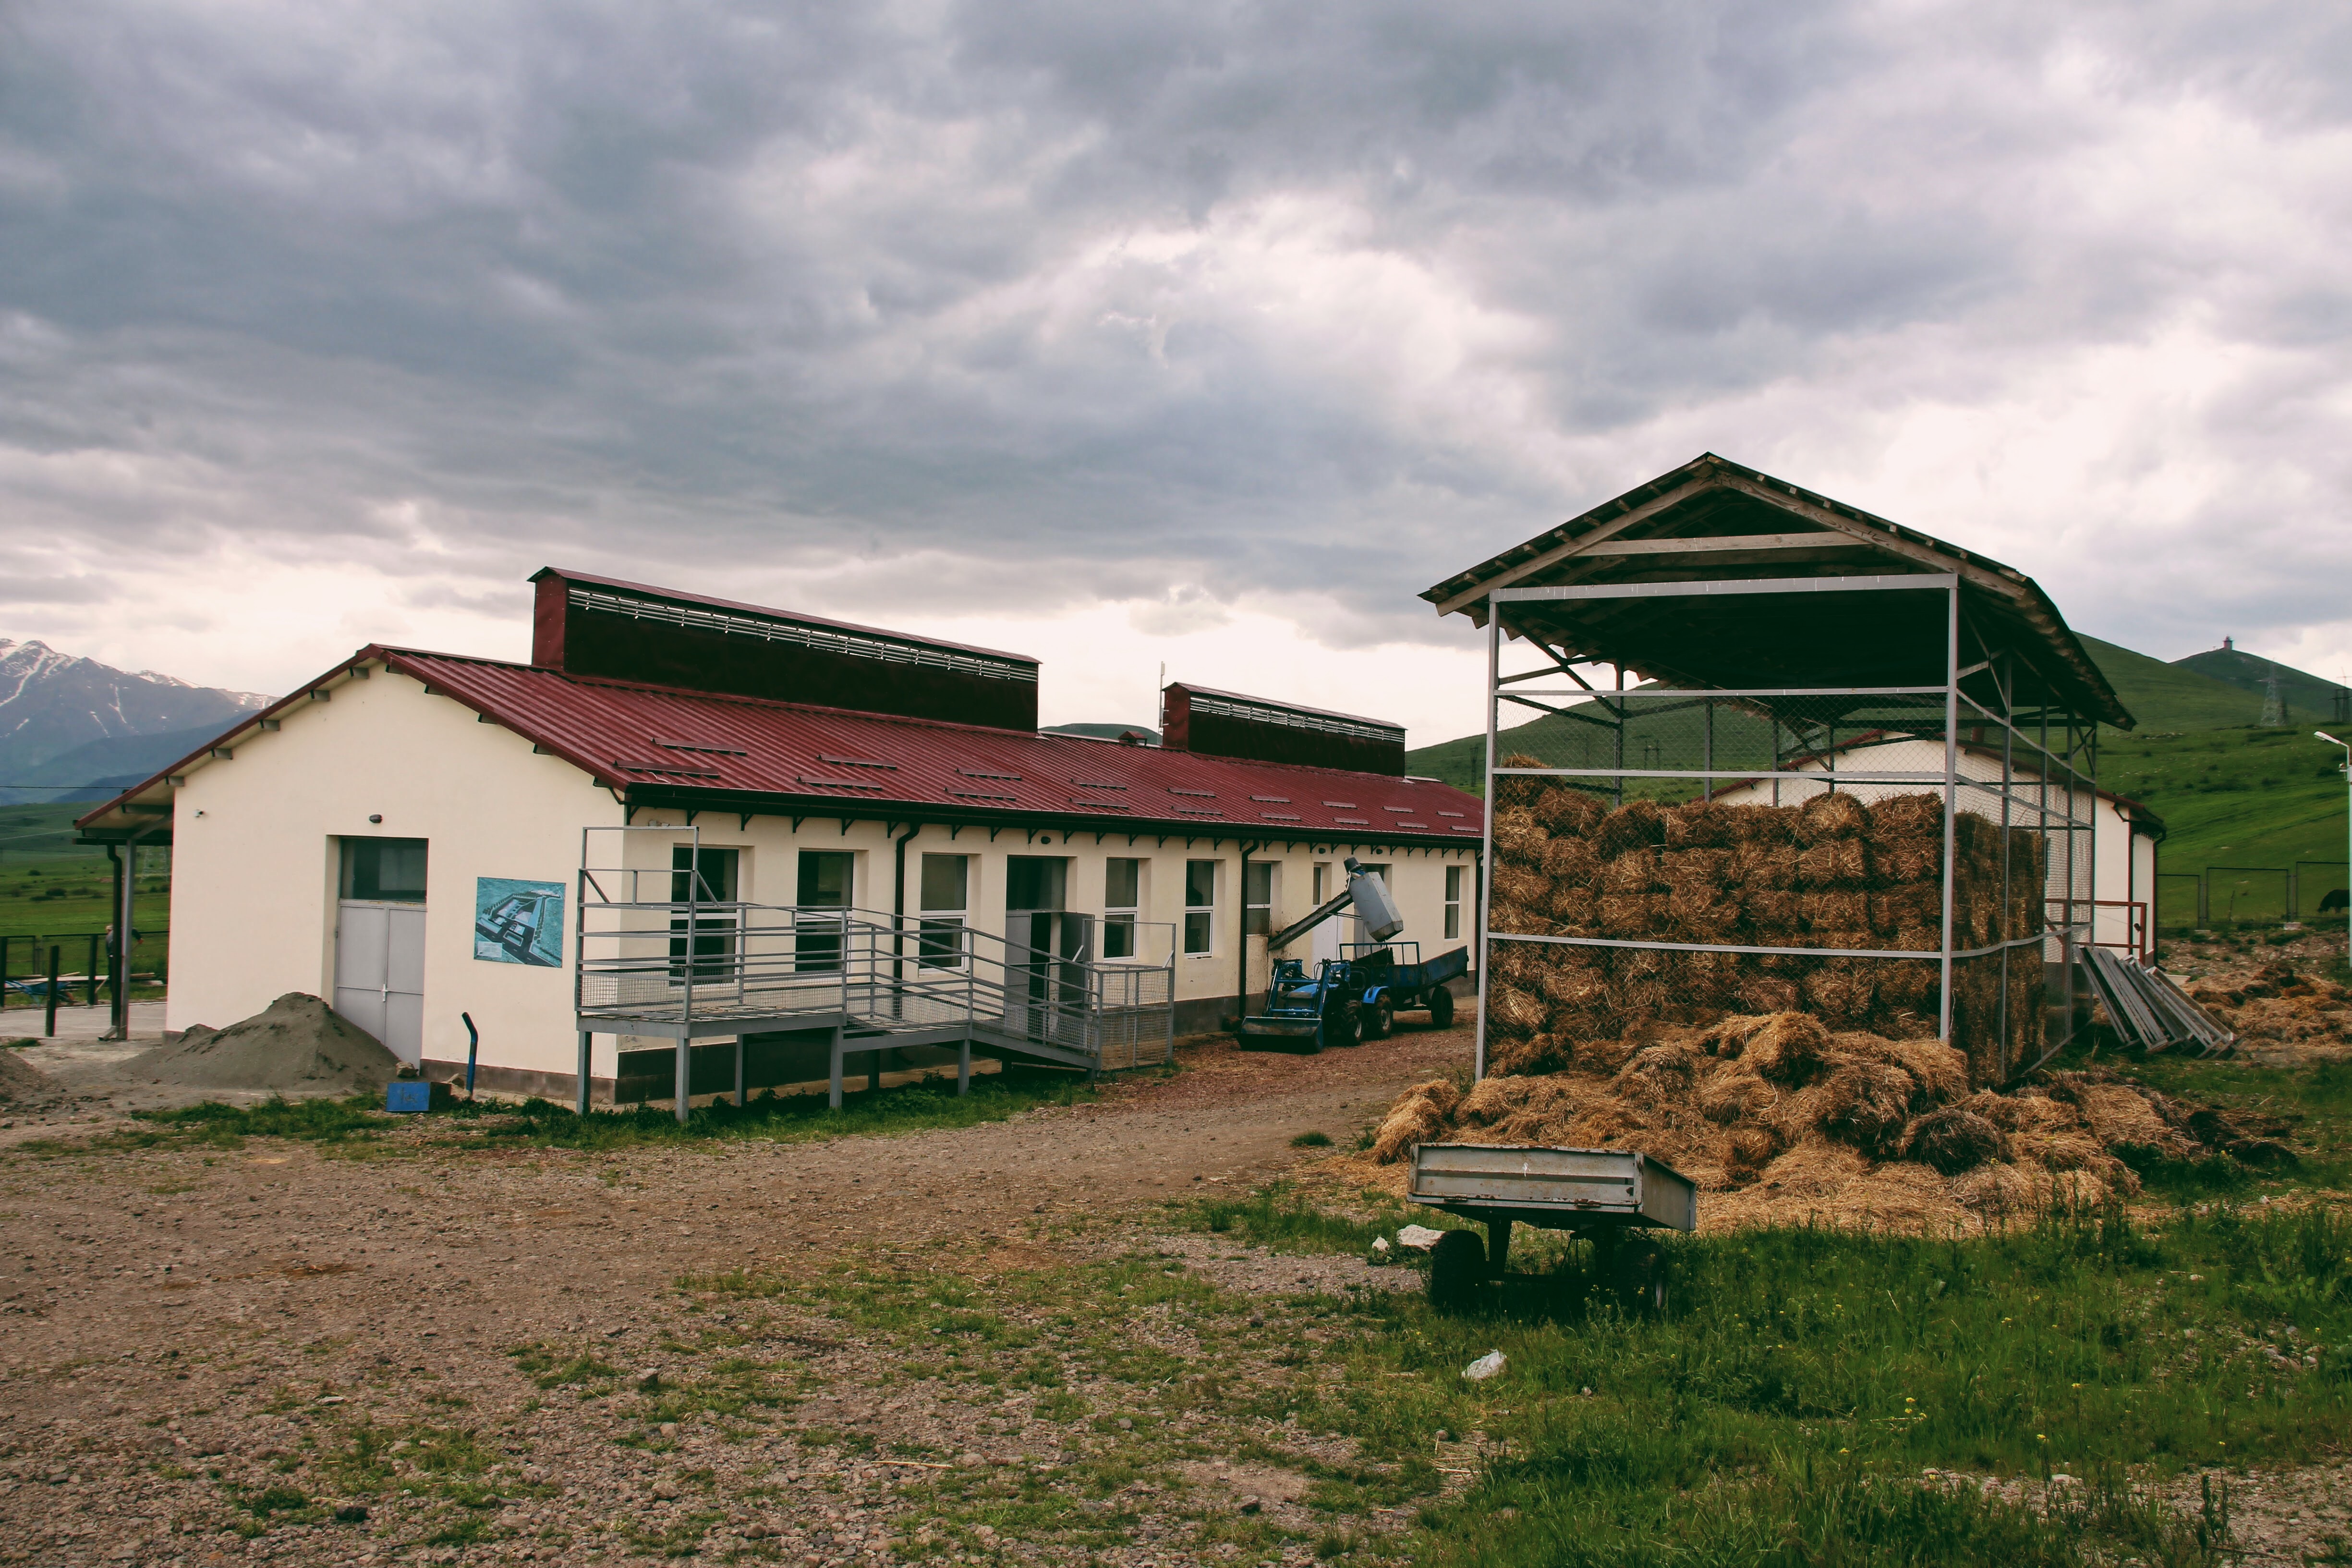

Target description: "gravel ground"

left=0, top=1026, right=1463, bottom=1566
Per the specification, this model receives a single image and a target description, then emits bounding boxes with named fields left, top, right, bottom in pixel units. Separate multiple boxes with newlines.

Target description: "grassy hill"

left=2171, top=643, right=2351, bottom=726
left=1403, top=634, right=2351, bottom=935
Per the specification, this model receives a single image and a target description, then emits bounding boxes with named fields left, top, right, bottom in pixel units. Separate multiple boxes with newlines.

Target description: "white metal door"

left=336, top=901, right=426, bottom=1064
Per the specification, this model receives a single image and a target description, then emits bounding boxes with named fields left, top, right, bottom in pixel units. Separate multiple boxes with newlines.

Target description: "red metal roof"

left=403, top=650, right=1483, bottom=838
left=81, top=646, right=1484, bottom=842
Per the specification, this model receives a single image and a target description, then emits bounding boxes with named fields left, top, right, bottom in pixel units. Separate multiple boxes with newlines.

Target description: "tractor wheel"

left=1365, top=997, right=1396, bottom=1040
left=1322, top=1000, right=1364, bottom=1050
left=1427, top=987, right=1456, bottom=1029
left=1429, top=1228, right=1487, bottom=1310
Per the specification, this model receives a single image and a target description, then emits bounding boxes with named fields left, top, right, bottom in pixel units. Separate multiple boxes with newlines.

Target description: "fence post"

left=2289, top=864, right=2301, bottom=922
left=85, top=933, right=99, bottom=1007
left=2196, top=874, right=2209, bottom=928
left=44, top=946, right=61, bottom=1037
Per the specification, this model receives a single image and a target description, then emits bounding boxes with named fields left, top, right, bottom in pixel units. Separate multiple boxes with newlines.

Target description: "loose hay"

left=1374, top=1008, right=2286, bottom=1231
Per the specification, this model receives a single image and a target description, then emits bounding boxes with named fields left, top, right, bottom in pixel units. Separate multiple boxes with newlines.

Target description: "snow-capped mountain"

left=0, top=639, right=271, bottom=796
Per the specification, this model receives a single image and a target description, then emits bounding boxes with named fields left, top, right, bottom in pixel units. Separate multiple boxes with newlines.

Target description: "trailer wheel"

left=1426, top=988, right=1455, bottom=1029
left=1429, top=1228, right=1487, bottom=1309
left=1611, top=1238, right=1668, bottom=1315
left=1365, top=997, right=1395, bottom=1040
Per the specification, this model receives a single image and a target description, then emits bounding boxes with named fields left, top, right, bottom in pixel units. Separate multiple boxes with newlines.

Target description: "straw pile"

left=1367, top=1013, right=2294, bottom=1224
left=1486, top=760, right=2048, bottom=1086
left=2186, top=960, right=2352, bottom=1063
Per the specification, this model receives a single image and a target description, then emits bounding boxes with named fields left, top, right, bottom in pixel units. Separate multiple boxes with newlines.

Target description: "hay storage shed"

left=1421, top=453, right=2132, bottom=1088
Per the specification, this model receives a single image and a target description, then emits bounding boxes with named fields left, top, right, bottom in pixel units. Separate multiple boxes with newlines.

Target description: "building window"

left=919, top=853, right=969, bottom=970
left=341, top=837, right=428, bottom=903
left=1103, top=858, right=1142, bottom=960
left=1184, top=859, right=1218, bottom=956
left=1313, top=861, right=1331, bottom=905
left=796, top=850, right=853, bottom=972
left=1445, top=863, right=1464, bottom=939
left=670, top=846, right=739, bottom=981
left=1243, top=861, right=1274, bottom=937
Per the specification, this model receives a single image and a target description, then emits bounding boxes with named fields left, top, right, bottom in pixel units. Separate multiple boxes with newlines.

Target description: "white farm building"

left=76, top=570, right=1484, bottom=1106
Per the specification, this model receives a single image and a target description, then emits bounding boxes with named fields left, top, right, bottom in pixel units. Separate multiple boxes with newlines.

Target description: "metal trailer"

left=1407, top=1143, right=1697, bottom=1310
left=1339, top=941, right=1469, bottom=1033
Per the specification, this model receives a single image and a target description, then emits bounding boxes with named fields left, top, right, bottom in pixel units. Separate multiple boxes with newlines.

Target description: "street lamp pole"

left=2318, top=731, right=2352, bottom=963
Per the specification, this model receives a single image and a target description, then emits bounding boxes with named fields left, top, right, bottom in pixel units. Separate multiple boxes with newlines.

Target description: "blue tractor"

left=1236, top=857, right=1469, bottom=1050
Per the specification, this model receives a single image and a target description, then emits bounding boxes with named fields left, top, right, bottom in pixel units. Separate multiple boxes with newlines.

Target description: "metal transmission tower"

left=2261, top=664, right=2288, bottom=727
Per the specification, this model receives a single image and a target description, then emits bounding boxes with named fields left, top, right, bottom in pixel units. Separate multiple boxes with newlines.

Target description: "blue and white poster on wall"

left=473, top=878, right=565, bottom=967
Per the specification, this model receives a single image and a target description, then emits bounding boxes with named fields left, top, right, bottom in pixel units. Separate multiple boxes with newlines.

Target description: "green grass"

left=0, top=802, right=171, bottom=946
left=2097, top=728, right=2350, bottom=926
left=97, top=1066, right=1103, bottom=1155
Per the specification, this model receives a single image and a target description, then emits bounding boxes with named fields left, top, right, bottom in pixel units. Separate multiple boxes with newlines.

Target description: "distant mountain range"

left=0, top=640, right=270, bottom=804
left=1403, top=633, right=2352, bottom=792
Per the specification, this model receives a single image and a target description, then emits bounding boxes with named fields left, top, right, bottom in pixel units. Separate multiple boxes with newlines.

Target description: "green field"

left=0, top=802, right=170, bottom=999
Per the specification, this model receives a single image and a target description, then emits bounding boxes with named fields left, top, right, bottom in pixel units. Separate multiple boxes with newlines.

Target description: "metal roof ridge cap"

left=457, top=664, right=1051, bottom=740
left=1165, top=681, right=1406, bottom=731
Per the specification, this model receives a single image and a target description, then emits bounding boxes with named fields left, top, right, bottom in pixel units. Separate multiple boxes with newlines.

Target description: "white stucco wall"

left=162, top=669, right=1480, bottom=1079
left=165, top=662, right=619, bottom=1078
left=1706, top=735, right=2156, bottom=954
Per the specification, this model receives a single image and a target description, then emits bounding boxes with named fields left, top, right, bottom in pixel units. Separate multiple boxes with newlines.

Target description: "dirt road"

left=0, top=1028, right=1466, bottom=1567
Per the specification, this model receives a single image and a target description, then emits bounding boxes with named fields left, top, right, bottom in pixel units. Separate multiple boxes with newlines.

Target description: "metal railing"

left=575, top=828, right=1175, bottom=1070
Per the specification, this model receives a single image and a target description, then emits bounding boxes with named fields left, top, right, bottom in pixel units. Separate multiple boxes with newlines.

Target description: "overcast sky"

left=5, top=1, right=2350, bottom=741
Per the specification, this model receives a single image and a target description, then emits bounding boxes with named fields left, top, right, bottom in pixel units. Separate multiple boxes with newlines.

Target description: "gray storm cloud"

left=1, top=0, right=2348, bottom=673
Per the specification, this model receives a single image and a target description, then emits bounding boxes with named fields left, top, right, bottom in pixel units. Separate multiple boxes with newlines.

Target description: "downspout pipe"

left=1237, top=840, right=1263, bottom=1023
left=890, top=822, right=921, bottom=991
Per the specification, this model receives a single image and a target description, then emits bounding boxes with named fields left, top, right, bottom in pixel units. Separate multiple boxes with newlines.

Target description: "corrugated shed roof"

left=82, top=647, right=1485, bottom=843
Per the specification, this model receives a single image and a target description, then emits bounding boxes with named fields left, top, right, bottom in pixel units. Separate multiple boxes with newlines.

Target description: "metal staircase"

left=568, top=827, right=1176, bottom=1118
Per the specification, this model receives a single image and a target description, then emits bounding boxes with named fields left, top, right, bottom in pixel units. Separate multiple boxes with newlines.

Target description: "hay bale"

left=1456, top=1075, right=1530, bottom=1127
left=1664, top=800, right=1738, bottom=849
left=1600, top=848, right=1663, bottom=893
left=1495, top=755, right=1550, bottom=811
left=1371, top=1079, right=1460, bottom=1163
left=1871, top=885, right=1941, bottom=934
left=1701, top=1069, right=1776, bottom=1124
left=1731, top=841, right=1799, bottom=890
left=1795, top=792, right=1869, bottom=844
left=1492, top=864, right=1550, bottom=910
left=1534, top=786, right=1606, bottom=838
left=1489, top=1032, right=1574, bottom=1076
left=1867, top=792, right=1944, bottom=837
left=1699, top=1013, right=1778, bottom=1057
left=1666, top=886, right=1742, bottom=939
left=1816, top=1059, right=1917, bottom=1155
left=1491, top=807, right=1548, bottom=864
left=1870, top=840, right=1943, bottom=884
left=1542, top=836, right=1600, bottom=884
left=1796, top=892, right=1868, bottom=933
left=1952, top=1161, right=2037, bottom=1214
left=1673, top=948, right=1744, bottom=1008
left=1744, top=1012, right=1829, bottom=1082
left=1726, top=804, right=1799, bottom=845
left=1546, top=885, right=1600, bottom=932
left=1488, top=983, right=1548, bottom=1038
left=1736, top=972, right=1804, bottom=1013
left=1725, top=1123, right=1784, bottom=1176
left=1599, top=894, right=1663, bottom=937
left=1891, top=922, right=1941, bottom=953
left=1661, top=848, right=1731, bottom=891
left=1903, top=1106, right=2006, bottom=1173
left=1742, top=890, right=1799, bottom=932
left=1875, top=1034, right=1968, bottom=1102
left=1535, top=961, right=1611, bottom=1011
left=1594, top=799, right=1668, bottom=858
left=1490, top=900, right=1550, bottom=936
left=1796, top=840, right=1868, bottom=887
left=1612, top=1042, right=1700, bottom=1107
left=1802, top=961, right=1876, bottom=1028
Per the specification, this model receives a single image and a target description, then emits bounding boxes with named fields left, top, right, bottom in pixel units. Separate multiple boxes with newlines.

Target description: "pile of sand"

left=1362, top=1010, right=2293, bottom=1229
left=2186, top=961, right=2352, bottom=1063
left=125, top=993, right=402, bottom=1093
left=1487, top=767, right=2045, bottom=1082
left=0, top=1046, right=56, bottom=1106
